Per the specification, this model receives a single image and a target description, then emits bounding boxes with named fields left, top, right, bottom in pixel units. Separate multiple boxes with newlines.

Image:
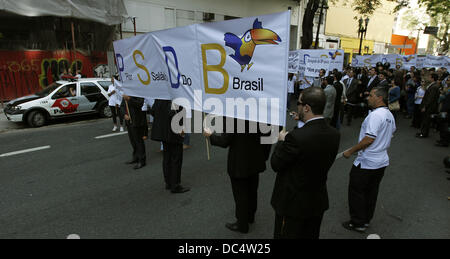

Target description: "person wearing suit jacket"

left=203, top=118, right=272, bottom=233
left=270, top=87, right=340, bottom=239
left=344, top=69, right=362, bottom=126
left=377, top=71, right=390, bottom=90
left=121, top=95, right=147, bottom=170
left=365, top=67, right=380, bottom=97
left=150, top=99, right=189, bottom=193
left=323, top=76, right=336, bottom=123
left=417, top=73, right=442, bottom=138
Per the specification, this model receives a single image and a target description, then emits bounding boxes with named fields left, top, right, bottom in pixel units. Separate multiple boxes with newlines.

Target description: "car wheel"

left=99, top=103, right=112, bottom=118
left=27, top=111, right=46, bottom=127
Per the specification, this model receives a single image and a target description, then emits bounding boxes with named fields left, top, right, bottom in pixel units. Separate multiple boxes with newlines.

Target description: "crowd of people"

left=288, top=63, right=450, bottom=147
left=104, top=61, right=448, bottom=239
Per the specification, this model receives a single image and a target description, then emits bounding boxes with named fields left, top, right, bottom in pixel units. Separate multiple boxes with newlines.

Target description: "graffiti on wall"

left=0, top=50, right=108, bottom=100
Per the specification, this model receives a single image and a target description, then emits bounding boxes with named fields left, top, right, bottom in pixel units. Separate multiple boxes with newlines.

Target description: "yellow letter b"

left=201, top=44, right=229, bottom=94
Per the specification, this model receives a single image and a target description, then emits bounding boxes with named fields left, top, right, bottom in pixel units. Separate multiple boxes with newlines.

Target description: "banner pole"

left=203, top=112, right=211, bottom=161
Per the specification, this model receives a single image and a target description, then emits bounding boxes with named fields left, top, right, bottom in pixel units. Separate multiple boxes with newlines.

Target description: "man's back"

left=271, top=119, right=340, bottom=218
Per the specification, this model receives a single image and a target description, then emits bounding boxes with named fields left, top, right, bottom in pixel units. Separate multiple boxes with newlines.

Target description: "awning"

left=0, top=0, right=128, bottom=25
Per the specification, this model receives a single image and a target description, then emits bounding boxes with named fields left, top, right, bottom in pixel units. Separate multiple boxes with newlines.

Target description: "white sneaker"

left=120, top=126, right=124, bottom=132
left=112, top=126, right=118, bottom=131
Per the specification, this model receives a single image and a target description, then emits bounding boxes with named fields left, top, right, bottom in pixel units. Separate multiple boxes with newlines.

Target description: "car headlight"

left=11, top=105, right=22, bottom=111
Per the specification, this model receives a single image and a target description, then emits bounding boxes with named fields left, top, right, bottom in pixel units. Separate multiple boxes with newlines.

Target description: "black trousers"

left=230, top=174, right=259, bottom=231
left=274, top=213, right=324, bottom=239
left=420, top=111, right=433, bottom=136
left=127, top=125, right=146, bottom=163
left=162, top=142, right=183, bottom=189
left=346, top=104, right=357, bottom=125
left=110, top=105, right=123, bottom=125
left=348, top=164, right=385, bottom=226
left=412, top=104, right=422, bottom=128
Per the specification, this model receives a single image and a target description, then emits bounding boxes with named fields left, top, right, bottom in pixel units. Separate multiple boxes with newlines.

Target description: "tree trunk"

left=301, top=0, right=320, bottom=49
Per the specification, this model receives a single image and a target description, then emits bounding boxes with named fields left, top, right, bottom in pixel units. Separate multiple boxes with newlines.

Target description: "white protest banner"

left=197, top=11, right=290, bottom=126
left=416, top=56, right=426, bottom=69
left=288, top=50, right=300, bottom=74
left=425, top=55, right=450, bottom=70
left=399, top=54, right=417, bottom=69
left=352, top=55, right=377, bottom=67
left=114, top=11, right=290, bottom=126
left=300, top=49, right=344, bottom=77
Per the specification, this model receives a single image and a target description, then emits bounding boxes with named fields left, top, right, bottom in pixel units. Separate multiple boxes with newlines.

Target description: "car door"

left=78, top=82, right=106, bottom=113
left=49, top=83, right=80, bottom=117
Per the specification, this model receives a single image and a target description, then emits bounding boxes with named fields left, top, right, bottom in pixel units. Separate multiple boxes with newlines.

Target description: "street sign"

left=424, top=26, right=439, bottom=35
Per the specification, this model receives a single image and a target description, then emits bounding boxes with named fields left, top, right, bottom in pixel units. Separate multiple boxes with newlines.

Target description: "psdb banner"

left=352, top=54, right=450, bottom=70
left=113, top=11, right=290, bottom=126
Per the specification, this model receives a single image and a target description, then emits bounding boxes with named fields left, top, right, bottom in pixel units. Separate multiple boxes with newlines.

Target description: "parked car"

left=4, top=78, right=112, bottom=127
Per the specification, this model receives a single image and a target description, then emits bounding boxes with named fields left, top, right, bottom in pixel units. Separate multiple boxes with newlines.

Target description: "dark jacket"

left=210, top=119, right=272, bottom=178
left=420, top=82, right=441, bottom=114
left=120, top=97, right=146, bottom=127
left=149, top=99, right=184, bottom=144
left=366, top=76, right=380, bottom=93
left=270, top=119, right=340, bottom=219
left=344, top=77, right=362, bottom=104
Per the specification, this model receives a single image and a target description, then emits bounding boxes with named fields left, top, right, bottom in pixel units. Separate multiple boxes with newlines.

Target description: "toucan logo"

left=403, top=56, right=414, bottom=62
left=329, top=51, right=342, bottom=60
left=224, top=19, right=281, bottom=72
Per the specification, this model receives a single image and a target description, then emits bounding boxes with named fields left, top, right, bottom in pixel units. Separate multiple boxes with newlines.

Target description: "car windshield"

left=36, top=83, right=62, bottom=97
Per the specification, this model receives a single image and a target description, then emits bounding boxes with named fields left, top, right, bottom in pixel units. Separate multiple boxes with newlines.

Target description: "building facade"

left=324, top=0, right=398, bottom=63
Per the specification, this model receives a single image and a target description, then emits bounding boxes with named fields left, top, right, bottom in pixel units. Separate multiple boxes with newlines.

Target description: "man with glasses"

left=270, top=87, right=340, bottom=239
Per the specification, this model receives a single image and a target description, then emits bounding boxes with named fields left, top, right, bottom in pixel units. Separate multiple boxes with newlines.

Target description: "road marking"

left=67, top=234, right=81, bottom=239
left=0, top=145, right=51, bottom=158
left=95, top=132, right=128, bottom=139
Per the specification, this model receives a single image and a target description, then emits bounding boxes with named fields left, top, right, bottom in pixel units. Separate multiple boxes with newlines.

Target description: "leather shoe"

left=133, top=162, right=146, bottom=169
left=225, top=222, right=249, bottom=234
left=165, top=184, right=171, bottom=190
left=171, top=185, right=190, bottom=193
left=125, top=160, right=138, bottom=164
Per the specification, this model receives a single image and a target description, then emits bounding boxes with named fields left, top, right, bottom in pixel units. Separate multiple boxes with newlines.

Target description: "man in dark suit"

left=377, top=71, right=390, bottom=90
left=203, top=118, right=272, bottom=233
left=344, top=69, right=362, bottom=126
left=121, top=95, right=147, bottom=169
left=331, top=72, right=344, bottom=129
left=270, top=87, right=340, bottom=239
left=365, top=67, right=380, bottom=97
left=150, top=99, right=189, bottom=193
left=417, top=73, right=442, bottom=138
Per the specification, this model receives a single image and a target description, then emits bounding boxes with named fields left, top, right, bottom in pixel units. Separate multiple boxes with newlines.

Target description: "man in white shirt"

left=108, top=76, right=124, bottom=132
left=342, top=86, right=396, bottom=233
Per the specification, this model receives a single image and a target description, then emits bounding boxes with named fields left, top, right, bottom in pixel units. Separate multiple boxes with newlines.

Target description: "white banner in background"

left=113, top=11, right=290, bottom=126
left=293, top=49, right=344, bottom=77
left=352, top=54, right=450, bottom=70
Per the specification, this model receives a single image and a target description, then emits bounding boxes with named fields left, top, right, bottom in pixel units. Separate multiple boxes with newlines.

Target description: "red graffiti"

left=0, top=50, right=107, bottom=101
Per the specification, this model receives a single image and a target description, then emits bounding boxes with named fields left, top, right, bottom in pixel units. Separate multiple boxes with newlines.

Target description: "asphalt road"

left=0, top=114, right=448, bottom=239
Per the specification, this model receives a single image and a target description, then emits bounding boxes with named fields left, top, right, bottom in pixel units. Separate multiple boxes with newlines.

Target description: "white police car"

left=4, top=78, right=112, bottom=127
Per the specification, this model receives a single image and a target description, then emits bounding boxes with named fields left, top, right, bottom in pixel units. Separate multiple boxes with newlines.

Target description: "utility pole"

left=358, top=17, right=369, bottom=55
left=315, top=0, right=328, bottom=49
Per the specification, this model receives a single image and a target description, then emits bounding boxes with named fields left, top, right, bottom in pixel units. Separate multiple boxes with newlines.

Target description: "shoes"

left=415, top=133, right=427, bottom=138
left=112, top=125, right=118, bottom=131
left=342, top=221, right=366, bottom=233
left=125, top=160, right=138, bottom=164
left=120, top=126, right=124, bottom=132
left=183, top=144, right=191, bottom=150
left=171, top=185, right=190, bottom=193
left=133, top=162, right=146, bottom=170
left=225, top=222, right=249, bottom=234
left=165, top=184, right=171, bottom=190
